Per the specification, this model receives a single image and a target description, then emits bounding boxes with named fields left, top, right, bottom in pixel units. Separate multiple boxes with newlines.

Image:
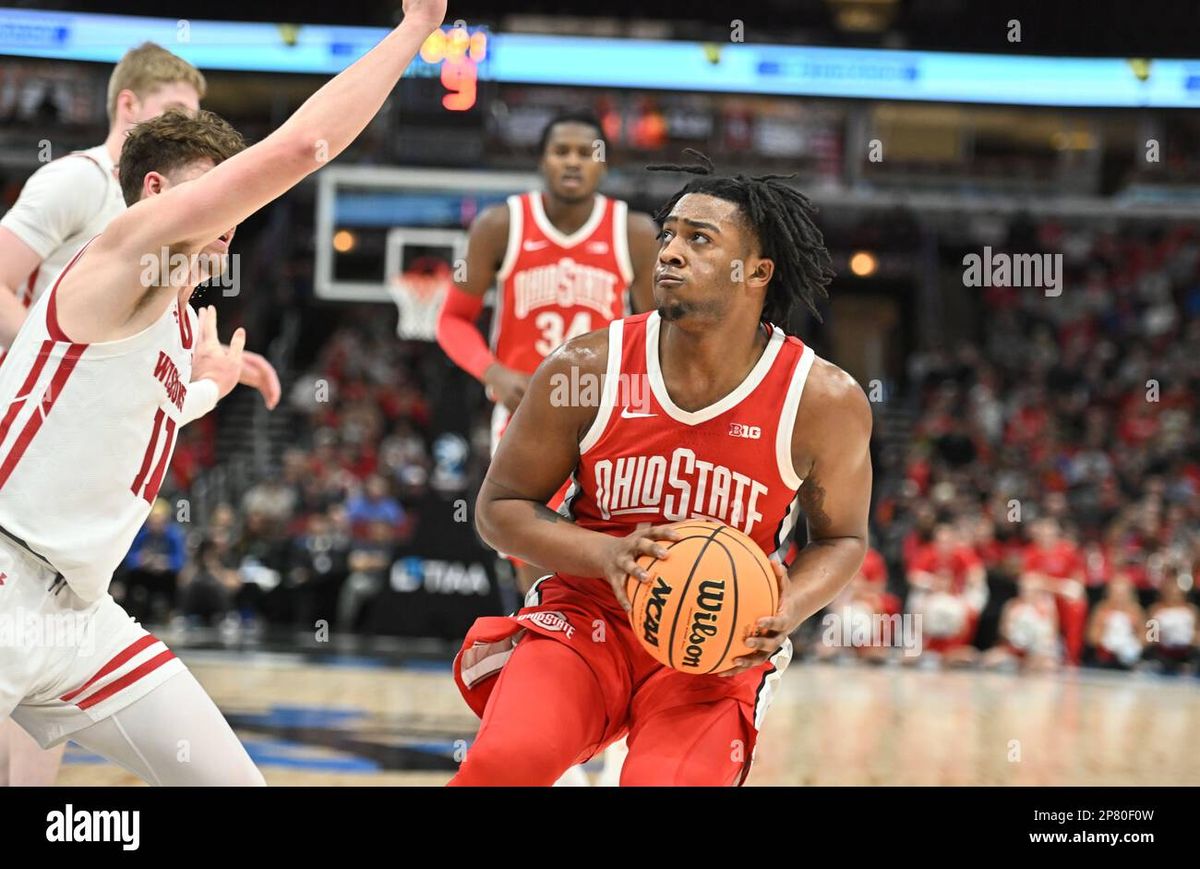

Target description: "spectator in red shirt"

left=907, top=524, right=987, bottom=665
left=816, top=547, right=896, bottom=663
left=1021, top=517, right=1088, bottom=665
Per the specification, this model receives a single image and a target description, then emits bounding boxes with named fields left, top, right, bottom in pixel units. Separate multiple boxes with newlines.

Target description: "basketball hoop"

left=388, top=265, right=449, bottom=342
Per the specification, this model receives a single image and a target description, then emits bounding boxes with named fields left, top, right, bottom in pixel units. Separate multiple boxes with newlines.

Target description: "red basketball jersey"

left=556, top=311, right=817, bottom=607
left=491, top=191, right=634, bottom=375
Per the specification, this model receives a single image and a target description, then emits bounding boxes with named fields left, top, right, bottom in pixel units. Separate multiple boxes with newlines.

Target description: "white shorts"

left=0, top=536, right=185, bottom=748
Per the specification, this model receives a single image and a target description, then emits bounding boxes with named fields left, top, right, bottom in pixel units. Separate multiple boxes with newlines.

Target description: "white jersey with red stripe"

left=0, top=242, right=196, bottom=602
left=490, top=191, right=633, bottom=376
left=0, top=144, right=124, bottom=311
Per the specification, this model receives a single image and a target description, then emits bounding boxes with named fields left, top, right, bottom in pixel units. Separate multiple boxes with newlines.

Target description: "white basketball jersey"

left=0, top=242, right=196, bottom=602
left=0, top=145, right=124, bottom=307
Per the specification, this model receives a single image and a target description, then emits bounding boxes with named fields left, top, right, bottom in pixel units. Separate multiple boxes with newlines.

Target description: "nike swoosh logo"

left=620, top=407, right=656, bottom=419
left=522, top=240, right=549, bottom=251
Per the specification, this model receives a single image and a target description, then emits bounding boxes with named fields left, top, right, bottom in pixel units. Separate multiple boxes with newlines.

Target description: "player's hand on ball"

left=191, top=305, right=245, bottom=400
left=602, top=523, right=682, bottom=612
left=720, top=559, right=799, bottom=677
left=239, top=350, right=281, bottom=410
left=483, top=363, right=531, bottom=414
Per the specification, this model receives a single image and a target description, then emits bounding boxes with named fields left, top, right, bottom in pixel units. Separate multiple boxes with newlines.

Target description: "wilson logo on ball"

left=682, top=580, right=726, bottom=669
left=642, top=576, right=673, bottom=647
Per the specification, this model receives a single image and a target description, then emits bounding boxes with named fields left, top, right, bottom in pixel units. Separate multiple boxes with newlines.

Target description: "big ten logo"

left=419, top=22, right=488, bottom=111
left=390, top=557, right=491, bottom=595
left=728, top=423, right=761, bottom=439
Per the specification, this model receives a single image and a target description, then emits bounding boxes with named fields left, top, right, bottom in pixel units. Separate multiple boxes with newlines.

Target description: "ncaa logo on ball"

left=682, top=580, right=725, bottom=668
left=518, top=610, right=576, bottom=639
left=642, top=576, right=672, bottom=647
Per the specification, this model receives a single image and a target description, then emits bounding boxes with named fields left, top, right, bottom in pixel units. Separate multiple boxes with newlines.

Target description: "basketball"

left=625, top=521, right=781, bottom=674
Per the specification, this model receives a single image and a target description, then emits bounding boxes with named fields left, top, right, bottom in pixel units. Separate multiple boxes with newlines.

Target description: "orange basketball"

left=625, top=520, right=781, bottom=674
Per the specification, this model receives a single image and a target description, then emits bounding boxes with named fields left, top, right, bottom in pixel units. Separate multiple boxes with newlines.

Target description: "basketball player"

left=0, top=42, right=279, bottom=787
left=436, top=111, right=660, bottom=596
left=1, top=44, right=197, bottom=346
left=449, top=154, right=874, bottom=786
left=0, top=0, right=447, bottom=785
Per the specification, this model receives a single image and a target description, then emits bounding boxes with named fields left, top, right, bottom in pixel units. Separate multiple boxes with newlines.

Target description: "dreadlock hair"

left=647, top=149, right=834, bottom=330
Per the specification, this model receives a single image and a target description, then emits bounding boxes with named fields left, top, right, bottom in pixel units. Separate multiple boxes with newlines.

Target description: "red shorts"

left=452, top=574, right=791, bottom=785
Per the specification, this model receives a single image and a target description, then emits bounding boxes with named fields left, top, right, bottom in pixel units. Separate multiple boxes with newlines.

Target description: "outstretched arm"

left=76, top=0, right=447, bottom=326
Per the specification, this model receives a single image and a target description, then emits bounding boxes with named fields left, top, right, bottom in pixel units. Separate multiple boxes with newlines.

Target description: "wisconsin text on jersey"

left=152, top=351, right=187, bottom=411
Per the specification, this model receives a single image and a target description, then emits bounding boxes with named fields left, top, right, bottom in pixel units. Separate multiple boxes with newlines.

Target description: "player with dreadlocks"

left=646, top=148, right=835, bottom=332
left=449, top=153, right=873, bottom=786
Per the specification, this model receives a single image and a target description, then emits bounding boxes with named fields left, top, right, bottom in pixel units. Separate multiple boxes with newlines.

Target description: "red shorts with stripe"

left=0, top=536, right=184, bottom=748
left=453, top=573, right=791, bottom=785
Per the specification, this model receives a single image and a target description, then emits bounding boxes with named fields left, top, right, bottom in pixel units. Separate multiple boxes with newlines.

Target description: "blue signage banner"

left=0, top=7, right=1194, bottom=108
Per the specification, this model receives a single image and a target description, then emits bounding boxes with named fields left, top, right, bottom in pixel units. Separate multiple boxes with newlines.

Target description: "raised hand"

left=239, top=350, right=281, bottom=410
left=191, top=305, right=245, bottom=400
left=402, top=0, right=448, bottom=27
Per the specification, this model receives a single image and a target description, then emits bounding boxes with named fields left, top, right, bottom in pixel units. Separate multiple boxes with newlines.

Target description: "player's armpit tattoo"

left=797, top=475, right=832, bottom=536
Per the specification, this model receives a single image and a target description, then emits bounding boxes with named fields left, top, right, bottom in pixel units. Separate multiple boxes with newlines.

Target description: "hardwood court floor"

left=56, top=651, right=1200, bottom=786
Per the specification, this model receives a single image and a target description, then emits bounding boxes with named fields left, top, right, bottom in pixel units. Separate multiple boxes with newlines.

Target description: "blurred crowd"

left=824, top=222, right=1200, bottom=674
